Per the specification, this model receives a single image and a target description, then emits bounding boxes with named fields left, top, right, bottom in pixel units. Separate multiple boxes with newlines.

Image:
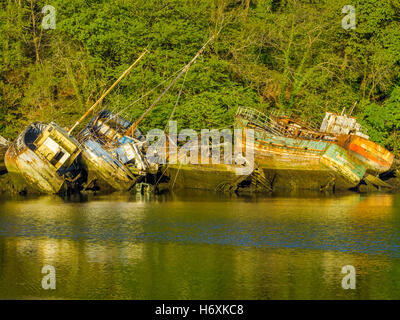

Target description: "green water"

left=0, top=191, right=400, bottom=300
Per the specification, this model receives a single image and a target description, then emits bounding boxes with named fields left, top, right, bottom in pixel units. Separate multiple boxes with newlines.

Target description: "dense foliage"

left=1, top=0, right=399, bottom=154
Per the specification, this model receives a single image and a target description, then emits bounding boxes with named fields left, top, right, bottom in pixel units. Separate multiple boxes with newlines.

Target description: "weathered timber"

left=0, top=135, right=9, bottom=174
left=336, top=134, right=394, bottom=174
left=235, top=110, right=367, bottom=192
left=166, top=163, right=245, bottom=193
left=5, top=122, right=83, bottom=194
left=364, top=174, right=392, bottom=189
left=77, top=110, right=150, bottom=192
left=237, top=107, right=394, bottom=177
left=383, top=158, right=400, bottom=192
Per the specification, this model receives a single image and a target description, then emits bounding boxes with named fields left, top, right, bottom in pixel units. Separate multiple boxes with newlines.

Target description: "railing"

left=236, top=107, right=338, bottom=141
left=236, top=107, right=283, bottom=136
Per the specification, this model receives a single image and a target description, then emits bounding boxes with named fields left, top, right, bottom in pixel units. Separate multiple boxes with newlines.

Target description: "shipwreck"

left=77, top=110, right=153, bottom=192
left=1, top=35, right=395, bottom=195
left=2, top=51, right=149, bottom=195
left=0, top=135, right=9, bottom=175
left=4, top=122, right=83, bottom=194
left=320, top=111, right=394, bottom=174
left=235, top=107, right=394, bottom=192
left=66, top=51, right=150, bottom=193
left=165, top=108, right=366, bottom=193
left=164, top=107, right=394, bottom=194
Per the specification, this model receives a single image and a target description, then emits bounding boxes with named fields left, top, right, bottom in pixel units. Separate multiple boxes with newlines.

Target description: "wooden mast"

left=68, top=49, right=148, bottom=135
left=125, top=35, right=215, bottom=137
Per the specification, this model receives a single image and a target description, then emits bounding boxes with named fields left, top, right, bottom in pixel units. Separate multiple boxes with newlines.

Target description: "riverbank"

left=386, top=159, right=400, bottom=192
left=0, top=174, right=25, bottom=195
left=1, top=168, right=399, bottom=196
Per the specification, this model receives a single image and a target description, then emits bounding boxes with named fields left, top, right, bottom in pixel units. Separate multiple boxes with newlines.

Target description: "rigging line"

left=102, top=64, right=188, bottom=126
left=68, top=49, right=148, bottom=135
left=172, top=161, right=183, bottom=190
left=164, top=70, right=188, bottom=131
left=125, top=34, right=217, bottom=136
left=95, top=27, right=223, bottom=130
left=154, top=131, right=181, bottom=187
left=155, top=164, right=170, bottom=187
left=96, top=24, right=224, bottom=128
left=93, top=64, right=187, bottom=130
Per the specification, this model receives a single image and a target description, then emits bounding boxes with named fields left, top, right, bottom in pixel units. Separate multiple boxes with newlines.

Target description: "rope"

left=164, top=70, right=188, bottom=131
left=94, top=24, right=225, bottom=129
left=99, top=65, right=188, bottom=128
left=155, top=164, right=170, bottom=188
left=172, top=161, right=183, bottom=190
left=113, top=64, right=187, bottom=122
left=89, top=25, right=225, bottom=135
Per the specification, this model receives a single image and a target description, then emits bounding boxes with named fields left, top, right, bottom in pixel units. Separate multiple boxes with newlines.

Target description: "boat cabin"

left=94, top=118, right=125, bottom=144
left=320, top=112, right=369, bottom=139
left=33, top=123, right=81, bottom=171
left=88, top=111, right=145, bottom=146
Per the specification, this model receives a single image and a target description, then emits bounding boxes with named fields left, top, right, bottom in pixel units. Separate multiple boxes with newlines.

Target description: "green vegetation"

left=1, top=0, right=399, bottom=154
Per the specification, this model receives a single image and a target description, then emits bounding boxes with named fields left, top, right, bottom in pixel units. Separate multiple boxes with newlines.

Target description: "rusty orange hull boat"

left=234, top=107, right=367, bottom=192
left=250, top=127, right=366, bottom=191
left=337, top=135, right=394, bottom=174
left=238, top=107, right=394, bottom=176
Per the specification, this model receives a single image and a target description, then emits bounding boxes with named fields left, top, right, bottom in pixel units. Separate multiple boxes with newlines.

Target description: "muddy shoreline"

left=1, top=167, right=399, bottom=196
left=386, top=160, right=400, bottom=192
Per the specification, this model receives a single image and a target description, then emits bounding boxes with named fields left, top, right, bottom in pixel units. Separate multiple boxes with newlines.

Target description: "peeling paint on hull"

left=5, top=145, right=65, bottom=193
left=164, top=127, right=366, bottom=193
left=4, top=122, right=83, bottom=194
left=82, top=139, right=137, bottom=192
left=252, top=126, right=366, bottom=191
left=337, top=135, right=394, bottom=174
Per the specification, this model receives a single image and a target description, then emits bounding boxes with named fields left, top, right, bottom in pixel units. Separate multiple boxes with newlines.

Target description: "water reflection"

left=0, top=192, right=399, bottom=299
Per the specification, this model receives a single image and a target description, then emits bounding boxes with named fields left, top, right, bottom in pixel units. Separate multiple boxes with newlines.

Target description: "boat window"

left=50, top=151, right=65, bottom=166
left=106, top=128, right=116, bottom=139
left=36, top=137, right=71, bottom=169
left=99, top=123, right=109, bottom=135
left=123, top=144, right=137, bottom=162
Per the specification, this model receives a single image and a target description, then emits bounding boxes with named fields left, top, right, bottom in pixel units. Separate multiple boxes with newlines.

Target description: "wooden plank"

left=364, top=174, right=392, bottom=189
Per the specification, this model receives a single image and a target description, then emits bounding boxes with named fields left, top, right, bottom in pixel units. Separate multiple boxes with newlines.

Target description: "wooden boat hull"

left=253, top=127, right=366, bottom=190
left=4, top=122, right=82, bottom=194
left=81, top=139, right=137, bottom=192
left=165, top=130, right=366, bottom=193
left=321, top=144, right=366, bottom=186
left=0, top=145, right=8, bottom=174
left=254, top=145, right=365, bottom=191
left=337, top=135, right=394, bottom=174
left=166, top=160, right=361, bottom=193
left=166, top=164, right=340, bottom=192
left=78, top=111, right=145, bottom=192
left=166, top=163, right=245, bottom=192
left=5, top=142, right=66, bottom=194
